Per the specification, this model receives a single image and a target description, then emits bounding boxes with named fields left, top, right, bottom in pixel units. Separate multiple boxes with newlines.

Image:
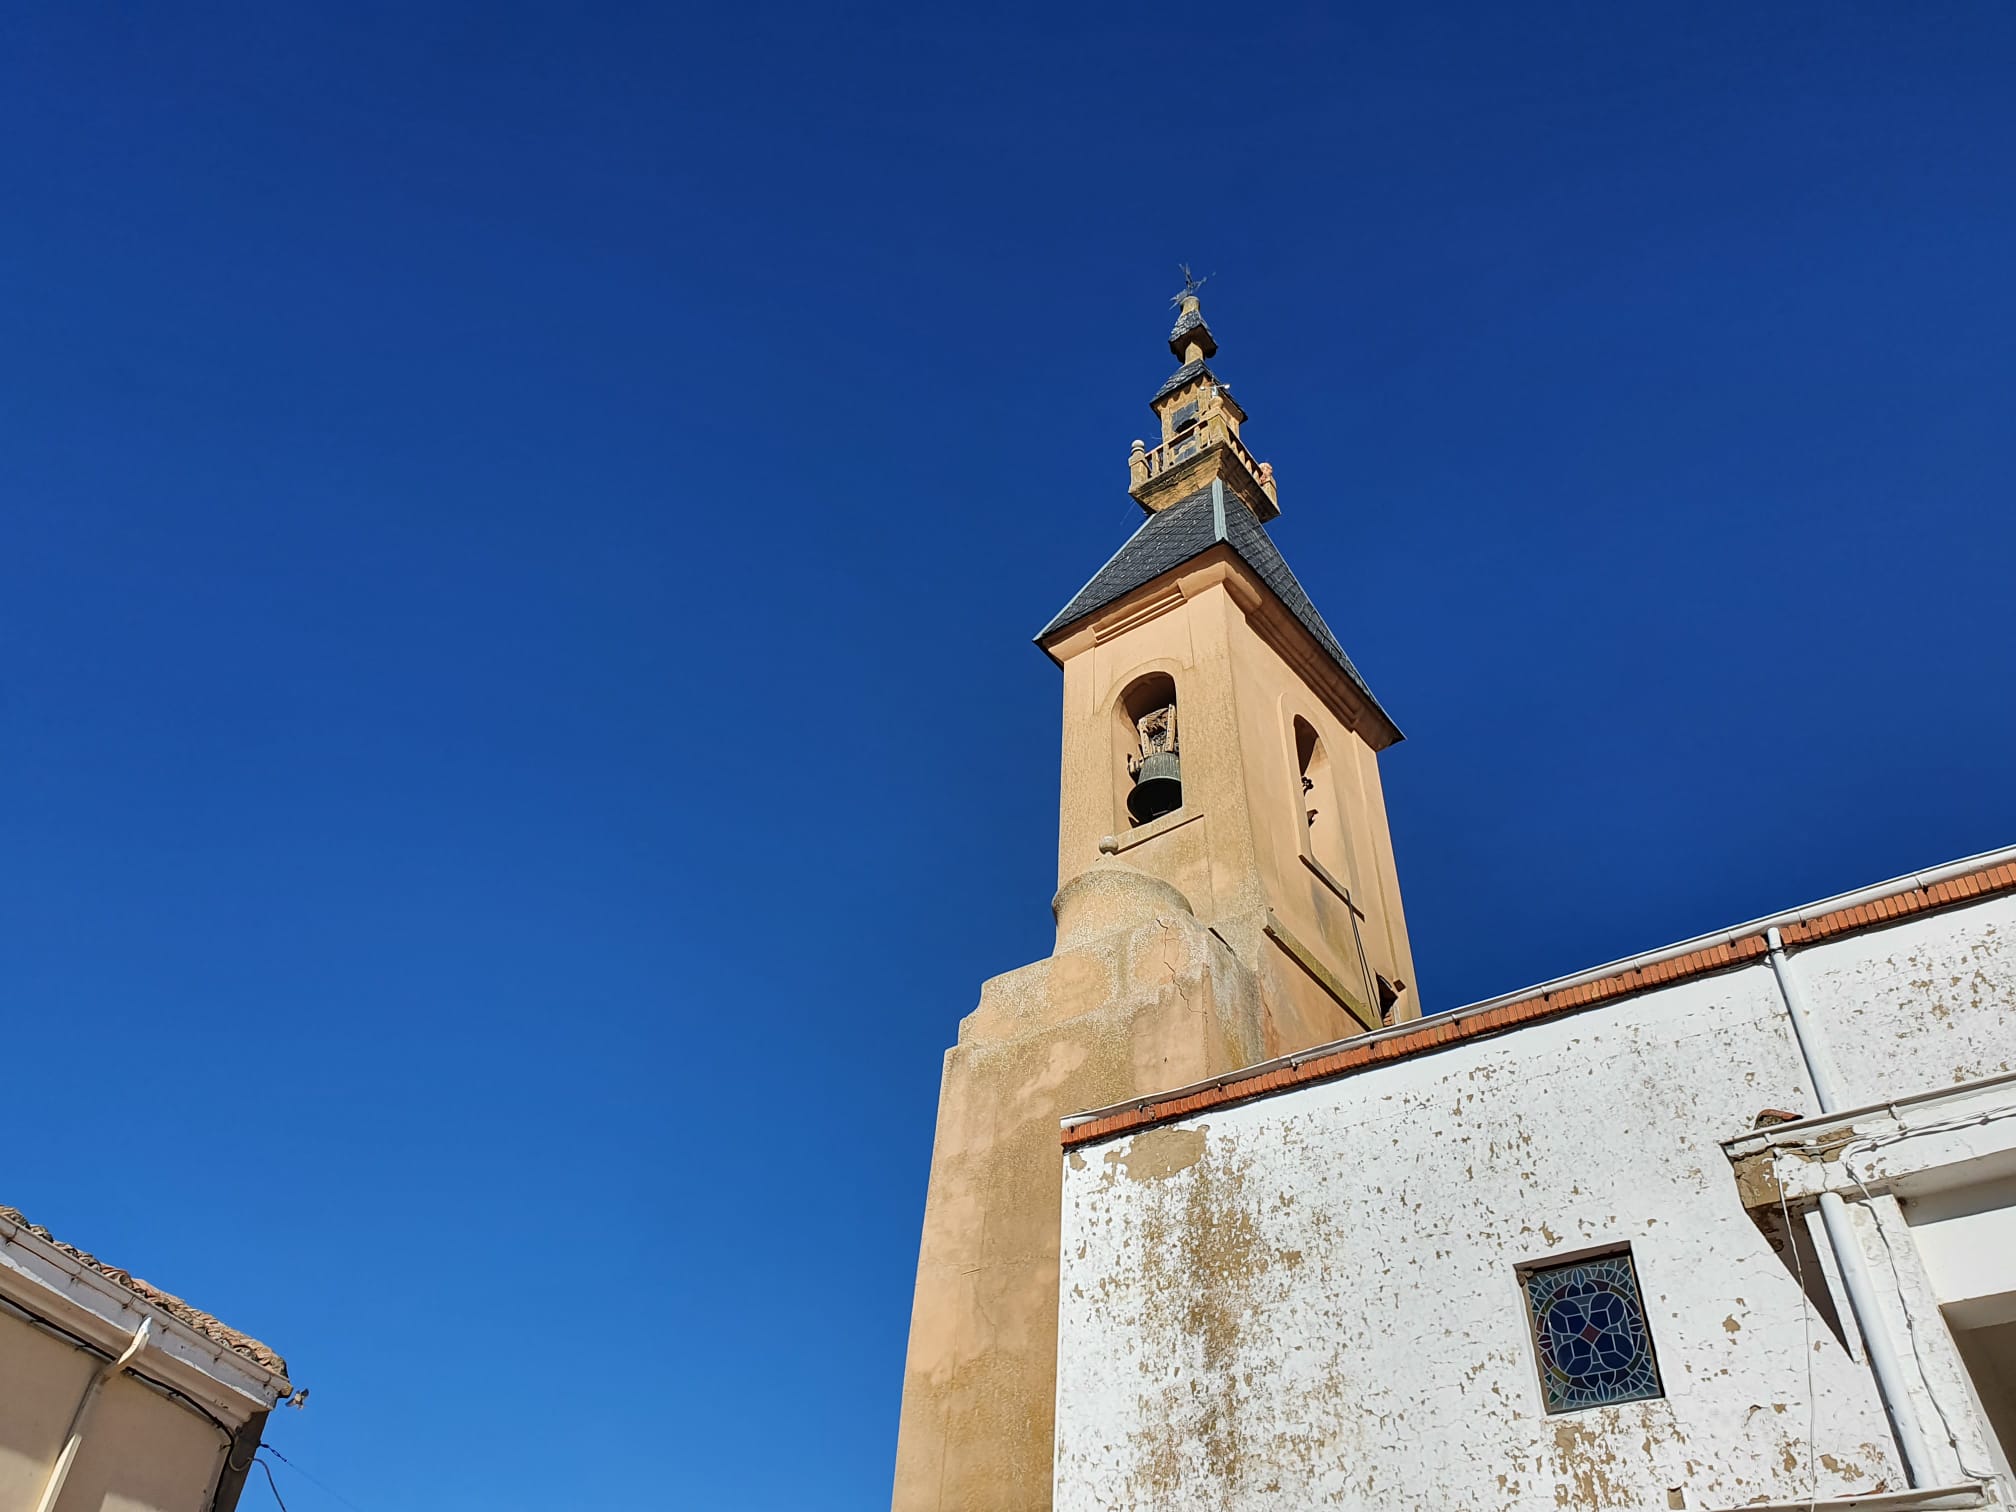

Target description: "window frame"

left=1516, top=1244, right=1666, bottom=1416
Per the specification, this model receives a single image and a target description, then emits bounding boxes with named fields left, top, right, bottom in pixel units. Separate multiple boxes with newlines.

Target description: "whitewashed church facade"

left=1056, top=850, right=2016, bottom=1512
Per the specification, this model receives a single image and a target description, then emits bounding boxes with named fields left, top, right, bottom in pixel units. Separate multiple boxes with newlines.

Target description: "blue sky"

left=4, top=4, right=2013, bottom=1508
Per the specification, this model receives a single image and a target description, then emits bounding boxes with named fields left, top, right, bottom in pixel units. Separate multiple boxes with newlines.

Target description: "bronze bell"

left=1127, top=751, right=1183, bottom=825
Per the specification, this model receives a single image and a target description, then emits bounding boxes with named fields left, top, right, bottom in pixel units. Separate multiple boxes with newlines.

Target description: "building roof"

left=1151, top=358, right=1215, bottom=404
left=1166, top=306, right=1217, bottom=359
left=1059, top=846, right=2016, bottom=1150
left=0, top=1205, right=289, bottom=1378
left=1036, top=481, right=1399, bottom=738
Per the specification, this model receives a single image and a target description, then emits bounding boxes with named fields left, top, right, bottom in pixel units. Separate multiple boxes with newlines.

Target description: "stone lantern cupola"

left=1128, top=269, right=1281, bottom=522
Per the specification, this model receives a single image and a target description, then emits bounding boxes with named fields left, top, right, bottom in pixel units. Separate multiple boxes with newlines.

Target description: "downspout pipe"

left=34, top=1316, right=153, bottom=1512
left=1765, top=926, right=1940, bottom=1489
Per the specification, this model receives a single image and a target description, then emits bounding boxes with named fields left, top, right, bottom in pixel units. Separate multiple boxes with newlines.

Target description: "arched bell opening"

left=1114, top=673, right=1182, bottom=827
left=1294, top=715, right=1353, bottom=887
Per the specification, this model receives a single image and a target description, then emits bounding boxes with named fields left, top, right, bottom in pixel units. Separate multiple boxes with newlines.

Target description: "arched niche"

left=1114, top=672, right=1182, bottom=827
left=1293, top=714, right=1356, bottom=888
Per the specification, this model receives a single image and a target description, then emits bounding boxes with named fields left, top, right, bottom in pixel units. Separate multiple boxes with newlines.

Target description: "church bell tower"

left=891, top=275, right=1419, bottom=1512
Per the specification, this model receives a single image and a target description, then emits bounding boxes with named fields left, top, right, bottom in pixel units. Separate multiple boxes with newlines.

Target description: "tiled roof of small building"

left=0, top=1206, right=289, bottom=1379
left=1035, top=482, right=1398, bottom=738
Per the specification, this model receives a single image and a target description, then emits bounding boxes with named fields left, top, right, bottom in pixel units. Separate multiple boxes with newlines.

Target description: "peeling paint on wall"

left=1057, top=896, right=2016, bottom=1511
left=1104, top=1124, right=1210, bottom=1183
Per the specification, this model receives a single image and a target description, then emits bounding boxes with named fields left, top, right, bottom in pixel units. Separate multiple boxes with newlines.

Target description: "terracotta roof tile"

left=1062, top=855, right=2016, bottom=1150
left=0, top=1207, right=288, bottom=1380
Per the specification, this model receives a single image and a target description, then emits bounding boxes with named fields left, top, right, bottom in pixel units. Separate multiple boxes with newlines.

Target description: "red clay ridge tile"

left=1060, top=858, right=2016, bottom=1149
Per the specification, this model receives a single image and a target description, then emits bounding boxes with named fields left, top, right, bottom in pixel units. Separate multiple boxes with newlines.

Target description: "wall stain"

left=1550, top=1418, right=1630, bottom=1509
left=1105, top=1124, right=1211, bottom=1183
left=1057, top=900, right=2010, bottom=1511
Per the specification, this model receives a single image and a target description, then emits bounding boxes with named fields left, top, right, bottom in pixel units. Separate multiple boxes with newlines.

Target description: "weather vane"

left=1171, top=264, right=1210, bottom=307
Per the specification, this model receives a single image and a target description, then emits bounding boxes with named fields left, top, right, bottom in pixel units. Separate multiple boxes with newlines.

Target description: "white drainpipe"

left=33, top=1317, right=153, bottom=1512
left=1765, top=926, right=1939, bottom=1488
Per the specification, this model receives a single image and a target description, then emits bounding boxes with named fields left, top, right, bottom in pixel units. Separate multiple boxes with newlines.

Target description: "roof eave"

left=1036, top=545, right=1402, bottom=744
left=1059, top=844, right=2016, bottom=1149
left=1150, top=359, right=1216, bottom=407
left=0, top=1208, right=291, bottom=1412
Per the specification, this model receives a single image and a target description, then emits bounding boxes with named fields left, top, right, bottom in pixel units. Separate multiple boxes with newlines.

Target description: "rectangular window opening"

left=1519, top=1247, right=1665, bottom=1414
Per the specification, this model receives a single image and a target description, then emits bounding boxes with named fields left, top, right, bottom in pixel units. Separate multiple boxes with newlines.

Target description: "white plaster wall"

left=1800, top=892, right=2016, bottom=1103
left=1056, top=899, right=2016, bottom=1512
left=1910, top=1177, right=2016, bottom=1321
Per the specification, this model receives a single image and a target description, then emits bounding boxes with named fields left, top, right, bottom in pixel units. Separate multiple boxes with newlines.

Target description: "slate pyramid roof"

left=1167, top=306, right=1218, bottom=359
left=1035, top=481, right=1400, bottom=739
left=1151, top=358, right=1216, bottom=404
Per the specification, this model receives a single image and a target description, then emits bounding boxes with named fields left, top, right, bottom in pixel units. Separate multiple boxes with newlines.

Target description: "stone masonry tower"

left=891, top=276, right=1420, bottom=1512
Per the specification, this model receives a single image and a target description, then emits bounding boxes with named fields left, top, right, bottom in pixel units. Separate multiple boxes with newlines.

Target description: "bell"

left=1127, top=751, right=1183, bottom=825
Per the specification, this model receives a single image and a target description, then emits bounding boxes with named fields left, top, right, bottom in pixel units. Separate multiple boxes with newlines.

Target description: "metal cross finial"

left=1171, top=264, right=1209, bottom=307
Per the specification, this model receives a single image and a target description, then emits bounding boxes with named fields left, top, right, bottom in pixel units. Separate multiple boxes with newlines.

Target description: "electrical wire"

left=255, top=1457, right=291, bottom=1512
left=0, top=1237, right=365, bottom=1511
left=1834, top=1105, right=2016, bottom=1486
left=261, top=1444, right=373, bottom=1512
left=1774, top=1155, right=1821, bottom=1511
left=0, top=1288, right=236, bottom=1438
left=0, top=1279, right=352, bottom=1512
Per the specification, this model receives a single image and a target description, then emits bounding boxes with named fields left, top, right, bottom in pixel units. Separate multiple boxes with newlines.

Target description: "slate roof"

left=1151, top=359, right=1215, bottom=404
left=1168, top=307, right=1208, bottom=344
left=1036, top=482, right=1399, bottom=738
left=0, top=1205, right=289, bottom=1379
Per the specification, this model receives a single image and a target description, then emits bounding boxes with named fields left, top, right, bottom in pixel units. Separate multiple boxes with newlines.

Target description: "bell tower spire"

left=1128, top=267, right=1280, bottom=520
left=892, top=276, right=1417, bottom=1512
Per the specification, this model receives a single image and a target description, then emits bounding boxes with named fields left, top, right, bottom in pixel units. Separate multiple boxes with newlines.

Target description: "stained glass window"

left=1522, top=1250, right=1663, bottom=1413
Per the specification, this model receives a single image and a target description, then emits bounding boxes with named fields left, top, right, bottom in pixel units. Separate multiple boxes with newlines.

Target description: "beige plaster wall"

left=891, top=869, right=1267, bottom=1512
left=1053, top=558, right=1416, bottom=1036
left=0, top=1309, right=231, bottom=1512
left=1350, top=733, right=1419, bottom=1002
left=1216, top=588, right=1415, bottom=1026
